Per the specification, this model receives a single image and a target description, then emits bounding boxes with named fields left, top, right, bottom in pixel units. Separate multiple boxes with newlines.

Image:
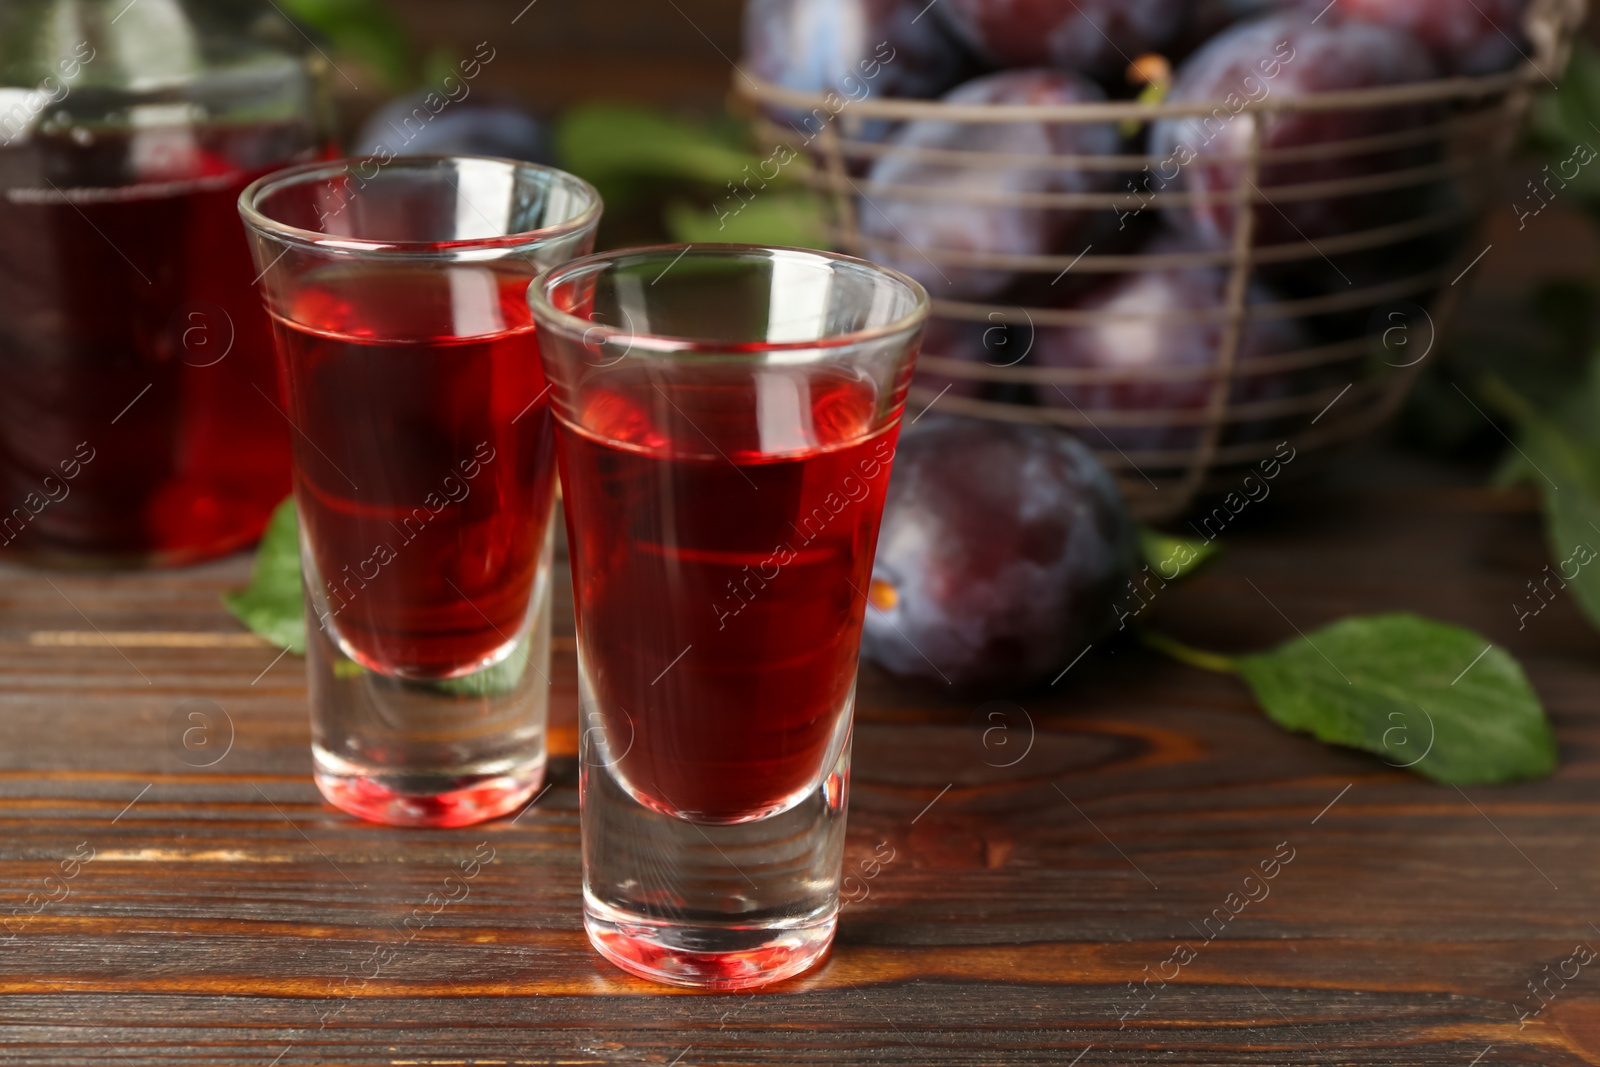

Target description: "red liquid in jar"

left=272, top=264, right=557, bottom=679
left=0, top=123, right=318, bottom=565
left=556, top=370, right=900, bottom=823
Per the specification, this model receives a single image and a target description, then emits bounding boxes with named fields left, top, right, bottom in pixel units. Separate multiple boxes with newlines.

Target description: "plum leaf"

left=222, top=500, right=531, bottom=696
left=433, top=636, right=533, bottom=698
left=664, top=192, right=827, bottom=248
left=222, top=497, right=305, bottom=654
left=278, top=0, right=415, bottom=92
left=1531, top=42, right=1600, bottom=205
left=1234, top=613, right=1556, bottom=785
left=1482, top=372, right=1600, bottom=635
left=326, top=634, right=531, bottom=698
left=1138, top=527, right=1222, bottom=582
left=556, top=105, right=770, bottom=188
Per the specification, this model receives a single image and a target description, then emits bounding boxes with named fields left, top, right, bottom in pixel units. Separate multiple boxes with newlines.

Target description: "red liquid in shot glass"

left=0, top=125, right=317, bottom=563
left=271, top=265, right=557, bottom=678
left=556, top=370, right=900, bottom=823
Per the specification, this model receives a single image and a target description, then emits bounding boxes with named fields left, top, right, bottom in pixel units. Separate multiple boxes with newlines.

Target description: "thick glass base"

left=584, top=892, right=834, bottom=990
left=580, top=691, right=851, bottom=990
left=313, top=746, right=543, bottom=828
left=305, top=530, right=552, bottom=829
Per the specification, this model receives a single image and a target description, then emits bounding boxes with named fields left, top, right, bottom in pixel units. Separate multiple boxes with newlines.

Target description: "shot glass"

left=239, top=156, right=601, bottom=827
left=530, top=245, right=928, bottom=988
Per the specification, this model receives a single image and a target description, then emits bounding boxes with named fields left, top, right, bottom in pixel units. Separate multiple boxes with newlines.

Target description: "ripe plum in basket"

left=1148, top=14, right=1440, bottom=255
left=1319, top=0, right=1531, bottom=76
left=859, top=69, right=1121, bottom=301
left=935, top=0, right=1191, bottom=84
left=1184, top=0, right=1282, bottom=52
left=863, top=417, right=1138, bottom=691
left=1033, top=234, right=1310, bottom=455
left=742, top=0, right=973, bottom=143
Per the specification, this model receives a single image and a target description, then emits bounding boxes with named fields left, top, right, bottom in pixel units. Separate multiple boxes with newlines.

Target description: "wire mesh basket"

left=733, top=0, right=1587, bottom=521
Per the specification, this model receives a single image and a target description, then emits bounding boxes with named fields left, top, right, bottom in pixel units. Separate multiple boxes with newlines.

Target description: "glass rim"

left=237, top=154, right=603, bottom=255
left=527, top=243, right=932, bottom=355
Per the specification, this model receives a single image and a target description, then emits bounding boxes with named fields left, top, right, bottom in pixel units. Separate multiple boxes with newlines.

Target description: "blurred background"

left=310, top=0, right=1600, bottom=473
left=364, top=0, right=748, bottom=113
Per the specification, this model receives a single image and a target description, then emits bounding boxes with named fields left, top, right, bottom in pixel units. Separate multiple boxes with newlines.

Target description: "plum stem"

left=1139, top=629, right=1239, bottom=675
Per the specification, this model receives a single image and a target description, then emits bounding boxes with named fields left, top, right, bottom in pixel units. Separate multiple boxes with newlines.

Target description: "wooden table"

left=3, top=457, right=1598, bottom=1066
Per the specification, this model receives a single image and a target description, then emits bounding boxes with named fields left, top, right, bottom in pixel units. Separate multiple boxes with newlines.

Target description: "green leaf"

left=1234, top=613, right=1557, bottom=785
left=419, top=46, right=463, bottom=93
left=1402, top=282, right=1597, bottom=455
left=555, top=105, right=771, bottom=189
left=1529, top=43, right=1600, bottom=205
left=1532, top=41, right=1600, bottom=143
left=1482, top=371, right=1600, bottom=634
left=221, top=499, right=536, bottom=693
left=1544, top=488, right=1600, bottom=631
left=664, top=192, right=828, bottom=248
left=433, top=636, right=533, bottom=697
left=222, top=497, right=306, bottom=654
left=328, top=636, right=532, bottom=697
left=277, top=0, right=416, bottom=92
left=1137, top=527, right=1222, bottom=582
left=327, top=633, right=532, bottom=696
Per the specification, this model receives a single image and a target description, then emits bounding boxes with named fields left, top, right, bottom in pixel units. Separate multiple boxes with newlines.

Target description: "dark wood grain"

left=2, top=455, right=1598, bottom=1066
left=374, top=0, right=748, bottom=113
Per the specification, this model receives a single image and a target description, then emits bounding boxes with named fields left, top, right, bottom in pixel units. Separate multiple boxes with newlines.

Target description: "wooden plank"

left=0, top=466, right=1596, bottom=1065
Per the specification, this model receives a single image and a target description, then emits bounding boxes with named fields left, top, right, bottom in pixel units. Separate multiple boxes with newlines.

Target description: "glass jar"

left=0, top=0, right=331, bottom=567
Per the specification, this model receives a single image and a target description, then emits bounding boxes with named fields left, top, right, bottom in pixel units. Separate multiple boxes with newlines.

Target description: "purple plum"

left=1148, top=14, right=1439, bottom=253
left=1033, top=234, right=1310, bottom=454
left=858, top=69, right=1121, bottom=300
left=1320, top=0, right=1532, bottom=76
left=742, top=0, right=973, bottom=144
left=863, top=417, right=1137, bottom=690
left=936, top=0, right=1192, bottom=83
